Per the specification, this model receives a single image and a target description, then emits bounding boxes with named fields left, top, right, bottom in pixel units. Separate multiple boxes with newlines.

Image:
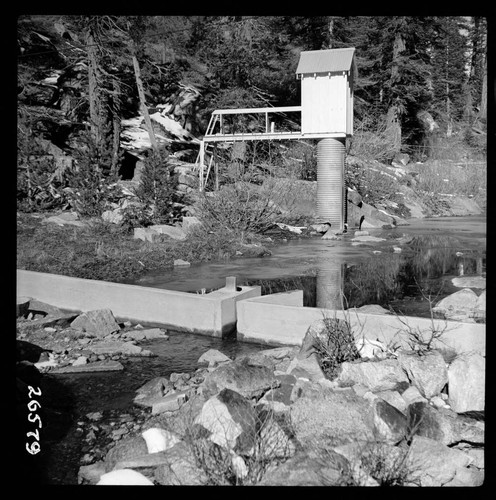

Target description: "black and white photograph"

left=16, top=14, right=488, bottom=487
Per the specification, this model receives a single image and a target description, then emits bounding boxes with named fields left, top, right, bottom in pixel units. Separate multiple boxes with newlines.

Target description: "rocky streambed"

left=16, top=299, right=485, bottom=487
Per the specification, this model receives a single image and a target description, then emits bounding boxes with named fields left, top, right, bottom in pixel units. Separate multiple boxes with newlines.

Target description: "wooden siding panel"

left=301, top=74, right=347, bottom=134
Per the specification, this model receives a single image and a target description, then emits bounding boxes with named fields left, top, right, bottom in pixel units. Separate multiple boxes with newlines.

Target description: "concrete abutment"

left=17, top=270, right=485, bottom=357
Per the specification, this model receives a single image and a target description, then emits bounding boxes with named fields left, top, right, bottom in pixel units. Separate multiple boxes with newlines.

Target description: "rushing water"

left=27, top=215, right=486, bottom=485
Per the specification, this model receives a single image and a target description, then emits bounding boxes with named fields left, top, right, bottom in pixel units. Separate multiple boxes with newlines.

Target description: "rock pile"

left=77, top=320, right=484, bottom=487
left=16, top=301, right=167, bottom=374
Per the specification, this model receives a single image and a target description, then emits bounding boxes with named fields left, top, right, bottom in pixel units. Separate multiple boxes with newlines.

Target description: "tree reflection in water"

left=245, top=234, right=485, bottom=318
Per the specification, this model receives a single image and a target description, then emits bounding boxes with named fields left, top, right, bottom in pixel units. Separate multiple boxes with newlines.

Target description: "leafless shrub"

left=310, top=302, right=365, bottom=380
left=393, top=282, right=454, bottom=356
left=182, top=398, right=295, bottom=485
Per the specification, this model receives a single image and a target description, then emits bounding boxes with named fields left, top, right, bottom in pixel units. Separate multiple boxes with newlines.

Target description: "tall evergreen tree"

left=430, top=16, right=470, bottom=135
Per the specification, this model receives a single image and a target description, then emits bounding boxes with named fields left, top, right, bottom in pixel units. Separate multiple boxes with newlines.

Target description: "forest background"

left=16, top=15, right=488, bottom=282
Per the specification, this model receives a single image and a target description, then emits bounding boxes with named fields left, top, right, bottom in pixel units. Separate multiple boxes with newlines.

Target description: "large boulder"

left=150, top=390, right=189, bottom=415
left=104, top=435, right=149, bottom=472
left=405, top=435, right=481, bottom=487
left=258, top=449, right=348, bottom=486
left=470, top=290, right=486, bottom=320
left=42, top=212, right=85, bottom=227
left=201, top=357, right=279, bottom=400
left=197, top=349, right=232, bottom=367
left=151, top=224, right=187, bottom=241
left=97, top=469, right=154, bottom=485
left=433, top=288, right=479, bottom=319
left=134, top=377, right=174, bottom=405
left=258, top=373, right=297, bottom=413
left=133, top=227, right=159, bottom=242
left=451, top=276, right=486, bottom=290
left=347, top=201, right=396, bottom=229
left=181, top=215, right=202, bottom=233
left=374, top=389, right=408, bottom=415
left=153, top=441, right=207, bottom=485
left=448, top=352, right=485, bottom=413
left=290, top=384, right=375, bottom=447
left=78, top=461, right=107, bottom=485
left=401, top=386, right=427, bottom=406
left=194, top=388, right=256, bottom=454
left=141, top=428, right=181, bottom=454
left=407, top=402, right=484, bottom=446
left=285, top=352, right=326, bottom=382
left=347, top=188, right=363, bottom=207
left=397, top=350, right=448, bottom=399
left=70, top=309, right=120, bottom=338
left=336, top=358, right=409, bottom=392
left=371, top=398, right=408, bottom=444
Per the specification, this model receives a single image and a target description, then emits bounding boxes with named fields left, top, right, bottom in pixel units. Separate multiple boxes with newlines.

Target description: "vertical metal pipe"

left=316, top=138, right=345, bottom=229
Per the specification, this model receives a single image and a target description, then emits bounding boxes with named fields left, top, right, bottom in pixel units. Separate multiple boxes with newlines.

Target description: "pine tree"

left=430, top=17, right=470, bottom=135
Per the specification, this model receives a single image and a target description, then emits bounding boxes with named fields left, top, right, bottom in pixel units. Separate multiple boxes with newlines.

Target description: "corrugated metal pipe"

left=316, top=138, right=346, bottom=229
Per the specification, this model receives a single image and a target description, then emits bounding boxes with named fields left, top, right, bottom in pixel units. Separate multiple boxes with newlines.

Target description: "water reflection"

left=132, top=219, right=486, bottom=319
left=244, top=234, right=485, bottom=318
left=316, top=261, right=345, bottom=310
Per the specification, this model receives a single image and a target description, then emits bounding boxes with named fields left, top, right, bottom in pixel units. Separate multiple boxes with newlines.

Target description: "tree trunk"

left=478, top=51, right=487, bottom=123
left=130, top=43, right=158, bottom=151
left=86, top=29, right=102, bottom=147
left=386, top=104, right=402, bottom=154
left=386, top=29, right=405, bottom=153
left=111, top=78, right=121, bottom=175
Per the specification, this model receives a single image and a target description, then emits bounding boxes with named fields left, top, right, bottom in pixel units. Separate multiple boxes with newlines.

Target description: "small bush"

left=63, top=130, right=121, bottom=217
left=394, top=281, right=452, bottom=355
left=132, top=147, right=181, bottom=225
left=170, top=223, right=244, bottom=263
left=119, top=202, right=154, bottom=232
left=338, top=441, right=420, bottom=486
left=196, top=181, right=280, bottom=241
left=311, top=315, right=361, bottom=380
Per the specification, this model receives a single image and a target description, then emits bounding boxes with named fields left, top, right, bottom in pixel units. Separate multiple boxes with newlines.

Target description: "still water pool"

left=131, top=215, right=486, bottom=318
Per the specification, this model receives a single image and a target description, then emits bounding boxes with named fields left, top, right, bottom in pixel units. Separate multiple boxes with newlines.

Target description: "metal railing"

left=204, top=106, right=302, bottom=141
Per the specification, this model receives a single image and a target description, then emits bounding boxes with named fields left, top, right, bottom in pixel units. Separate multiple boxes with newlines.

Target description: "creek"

left=28, top=215, right=486, bottom=485
left=131, top=215, right=487, bottom=318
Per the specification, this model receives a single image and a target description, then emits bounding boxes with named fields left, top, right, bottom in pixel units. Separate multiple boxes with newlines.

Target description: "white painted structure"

left=16, top=270, right=260, bottom=338
left=17, top=269, right=485, bottom=358
left=296, top=47, right=356, bottom=137
left=236, top=291, right=486, bottom=356
left=197, top=47, right=357, bottom=194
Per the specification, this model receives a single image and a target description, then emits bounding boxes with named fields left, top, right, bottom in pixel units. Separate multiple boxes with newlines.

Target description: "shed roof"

left=296, top=47, right=356, bottom=76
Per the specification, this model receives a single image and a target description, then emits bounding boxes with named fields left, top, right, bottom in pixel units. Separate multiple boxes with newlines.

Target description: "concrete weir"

left=16, top=270, right=260, bottom=338
left=17, top=270, right=485, bottom=357
left=235, top=291, right=486, bottom=357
